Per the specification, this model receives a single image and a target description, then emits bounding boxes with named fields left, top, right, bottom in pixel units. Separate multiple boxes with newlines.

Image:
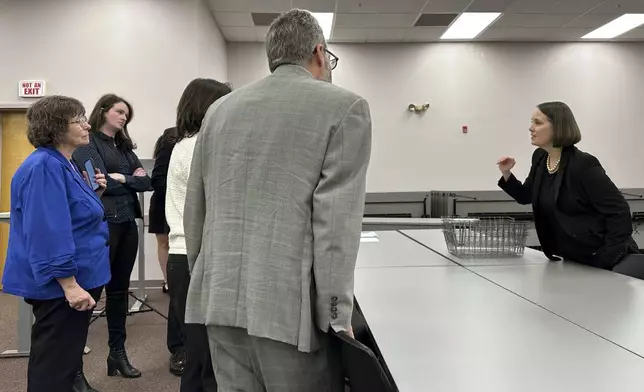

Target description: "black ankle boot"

left=72, top=369, right=99, bottom=392
left=107, top=348, right=142, bottom=378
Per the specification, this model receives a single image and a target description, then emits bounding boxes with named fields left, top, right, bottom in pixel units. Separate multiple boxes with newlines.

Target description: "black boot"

left=169, top=349, right=186, bottom=376
left=107, top=348, right=142, bottom=378
left=72, top=369, right=99, bottom=392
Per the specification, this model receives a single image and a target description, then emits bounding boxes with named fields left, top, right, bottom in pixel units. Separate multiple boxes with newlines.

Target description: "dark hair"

left=175, top=79, right=232, bottom=143
left=153, top=127, right=176, bottom=159
left=537, top=101, right=582, bottom=148
left=88, top=93, right=136, bottom=150
left=26, top=95, right=85, bottom=148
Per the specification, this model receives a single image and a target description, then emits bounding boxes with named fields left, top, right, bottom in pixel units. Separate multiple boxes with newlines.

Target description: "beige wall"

left=0, top=0, right=228, bottom=159
left=227, top=41, right=644, bottom=192
left=0, top=0, right=229, bottom=282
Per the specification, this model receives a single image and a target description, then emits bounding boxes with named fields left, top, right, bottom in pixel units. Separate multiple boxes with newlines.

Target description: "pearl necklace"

left=547, top=154, right=561, bottom=173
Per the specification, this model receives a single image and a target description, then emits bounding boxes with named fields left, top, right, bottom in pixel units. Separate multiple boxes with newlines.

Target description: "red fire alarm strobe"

left=462, top=125, right=468, bottom=134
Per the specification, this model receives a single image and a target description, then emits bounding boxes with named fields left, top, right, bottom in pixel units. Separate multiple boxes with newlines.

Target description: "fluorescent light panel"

left=582, top=14, right=644, bottom=39
left=441, top=12, right=502, bottom=40
left=313, top=12, right=334, bottom=40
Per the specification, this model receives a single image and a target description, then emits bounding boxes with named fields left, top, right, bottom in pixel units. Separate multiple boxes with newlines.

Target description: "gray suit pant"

left=206, top=326, right=343, bottom=392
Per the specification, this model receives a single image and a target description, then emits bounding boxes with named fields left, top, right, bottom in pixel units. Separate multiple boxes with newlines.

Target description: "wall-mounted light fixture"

left=408, top=103, right=429, bottom=114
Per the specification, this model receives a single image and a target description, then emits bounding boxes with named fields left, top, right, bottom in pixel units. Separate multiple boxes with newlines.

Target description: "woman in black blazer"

left=73, top=93, right=151, bottom=379
left=497, top=101, right=639, bottom=272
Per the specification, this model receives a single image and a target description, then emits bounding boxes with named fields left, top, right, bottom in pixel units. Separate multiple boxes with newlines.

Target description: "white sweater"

left=165, top=136, right=198, bottom=255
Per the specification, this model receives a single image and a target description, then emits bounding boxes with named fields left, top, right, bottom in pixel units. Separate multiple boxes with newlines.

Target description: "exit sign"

left=18, top=80, right=46, bottom=98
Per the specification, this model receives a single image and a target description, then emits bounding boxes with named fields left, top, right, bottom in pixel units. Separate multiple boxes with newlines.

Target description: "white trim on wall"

left=0, top=102, right=31, bottom=110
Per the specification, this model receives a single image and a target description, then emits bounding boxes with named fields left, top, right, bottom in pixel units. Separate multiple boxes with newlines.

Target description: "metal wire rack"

left=442, top=217, right=529, bottom=258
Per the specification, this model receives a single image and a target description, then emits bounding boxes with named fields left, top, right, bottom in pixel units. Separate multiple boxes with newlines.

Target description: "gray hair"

left=265, top=9, right=326, bottom=73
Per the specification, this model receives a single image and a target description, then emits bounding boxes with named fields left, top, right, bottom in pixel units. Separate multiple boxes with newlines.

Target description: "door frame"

left=0, top=102, right=31, bottom=110
left=0, top=102, right=33, bottom=289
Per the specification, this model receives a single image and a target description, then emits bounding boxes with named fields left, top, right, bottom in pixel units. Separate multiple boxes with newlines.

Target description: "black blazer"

left=150, top=128, right=175, bottom=213
left=498, top=146, right=638, bottom=270
left=148, top=129, right=176, bottom=234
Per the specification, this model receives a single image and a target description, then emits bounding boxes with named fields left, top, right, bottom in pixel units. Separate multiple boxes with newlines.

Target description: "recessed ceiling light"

left=582, top=14, right=644, bottom=40
left=440, top=12, right=502, bottom=40
left=312, top=12, right=334, bottom=40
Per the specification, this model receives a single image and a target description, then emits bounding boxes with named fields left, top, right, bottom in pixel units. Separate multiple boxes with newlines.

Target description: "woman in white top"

left=165, top=78, right=232, bottom=391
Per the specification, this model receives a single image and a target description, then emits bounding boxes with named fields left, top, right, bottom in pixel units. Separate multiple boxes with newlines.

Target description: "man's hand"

left=133, top=167, right=146, bottom=177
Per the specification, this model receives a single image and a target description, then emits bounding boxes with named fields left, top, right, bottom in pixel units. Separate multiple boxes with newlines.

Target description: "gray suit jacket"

left=183, top=65, right=372, bottom=352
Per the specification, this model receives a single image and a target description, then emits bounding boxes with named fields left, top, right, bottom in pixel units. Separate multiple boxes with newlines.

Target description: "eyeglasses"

left=70, top=115, right=88, bottom=125
left=314, top=47, right=339, bottom=71
left=325, top=48, right=339, bottom=71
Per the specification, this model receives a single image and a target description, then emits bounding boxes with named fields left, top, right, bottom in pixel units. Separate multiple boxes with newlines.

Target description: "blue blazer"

left=2, top=147, right=111, bottom=300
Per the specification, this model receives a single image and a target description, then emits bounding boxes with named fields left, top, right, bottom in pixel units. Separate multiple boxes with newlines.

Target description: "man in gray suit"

left=183, top=8, right=372, bottom=392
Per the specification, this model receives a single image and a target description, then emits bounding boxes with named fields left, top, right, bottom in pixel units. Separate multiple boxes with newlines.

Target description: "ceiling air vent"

left=414, top=13, right=459, bottom=27
left=252, top=13, right=281, bottom=26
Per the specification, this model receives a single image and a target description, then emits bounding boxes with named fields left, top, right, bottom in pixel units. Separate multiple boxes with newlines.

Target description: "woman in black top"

left=73, top=94, right=151, bottom=379
left=149, top=127, right=186, bottom=375
left=497, top=101, right=639, bottom=271
left=149, top=127, right=175, bottom=293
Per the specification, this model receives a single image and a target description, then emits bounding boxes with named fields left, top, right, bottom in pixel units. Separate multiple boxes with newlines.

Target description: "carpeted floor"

left=0, top=289, right=180, bottom=392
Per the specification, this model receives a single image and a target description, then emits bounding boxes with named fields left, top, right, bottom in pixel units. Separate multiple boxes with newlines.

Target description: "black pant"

left=167, top=254, right=188, bottom=352
left=107, top=221, right=139, bottom=349
left=182, top=323, right=218, bottom=392
left=167, top=304, right=184, bottom=354
left=167, top=254, right=217, bottom=391
left=26, top=287, right=103, bottom=392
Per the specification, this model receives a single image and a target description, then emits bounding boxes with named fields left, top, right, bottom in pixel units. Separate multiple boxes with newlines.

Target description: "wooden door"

left=0, top=111, right=33, bottom=288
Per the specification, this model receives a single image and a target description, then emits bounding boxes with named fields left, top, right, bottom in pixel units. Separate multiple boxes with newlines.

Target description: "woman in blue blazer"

left=1, top=95, right=110, bottom=392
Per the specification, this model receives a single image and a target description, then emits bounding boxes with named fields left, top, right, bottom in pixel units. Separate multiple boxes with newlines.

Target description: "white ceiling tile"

left=466, top=0, right=516, bottom=12
left=618, top=27, right=644, bottom=40
left=220, top=26, right=258, bottom=41
left=422, top=0, right=471, bottom=13
left=503, top=0, right=562, bottom=14
left=290, top=0, right=337, bottom=12
left=478, top=27, right=553, bottom=40
left=367, top=28, right=407, bottom=42
left=495, top=13, right=578, bottom=28
left=335, top=13, right=418, bottom=28
left=249, top=0, right=292, bottom=12
left=255, top=26, right=270, bottom=41
left=209, top=0, right=291, bottom=13
left=403, top=26, right=446, bottom=41
left=208, top=0, right=248, bottom=12
left=543, top=27, right=594, bottom=40
left=564, top=13, right=621, bottom=28
left=588, top=0, right=644, bottom=14
left=214, top=12, right=254, bottom=27
left=479, top=26, right=594, bottom=41
left=550, top=0, right=606, bottom=14
left=338, top=0, right=427, bottom=14
left=330, top=28, right=369, bottom=42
